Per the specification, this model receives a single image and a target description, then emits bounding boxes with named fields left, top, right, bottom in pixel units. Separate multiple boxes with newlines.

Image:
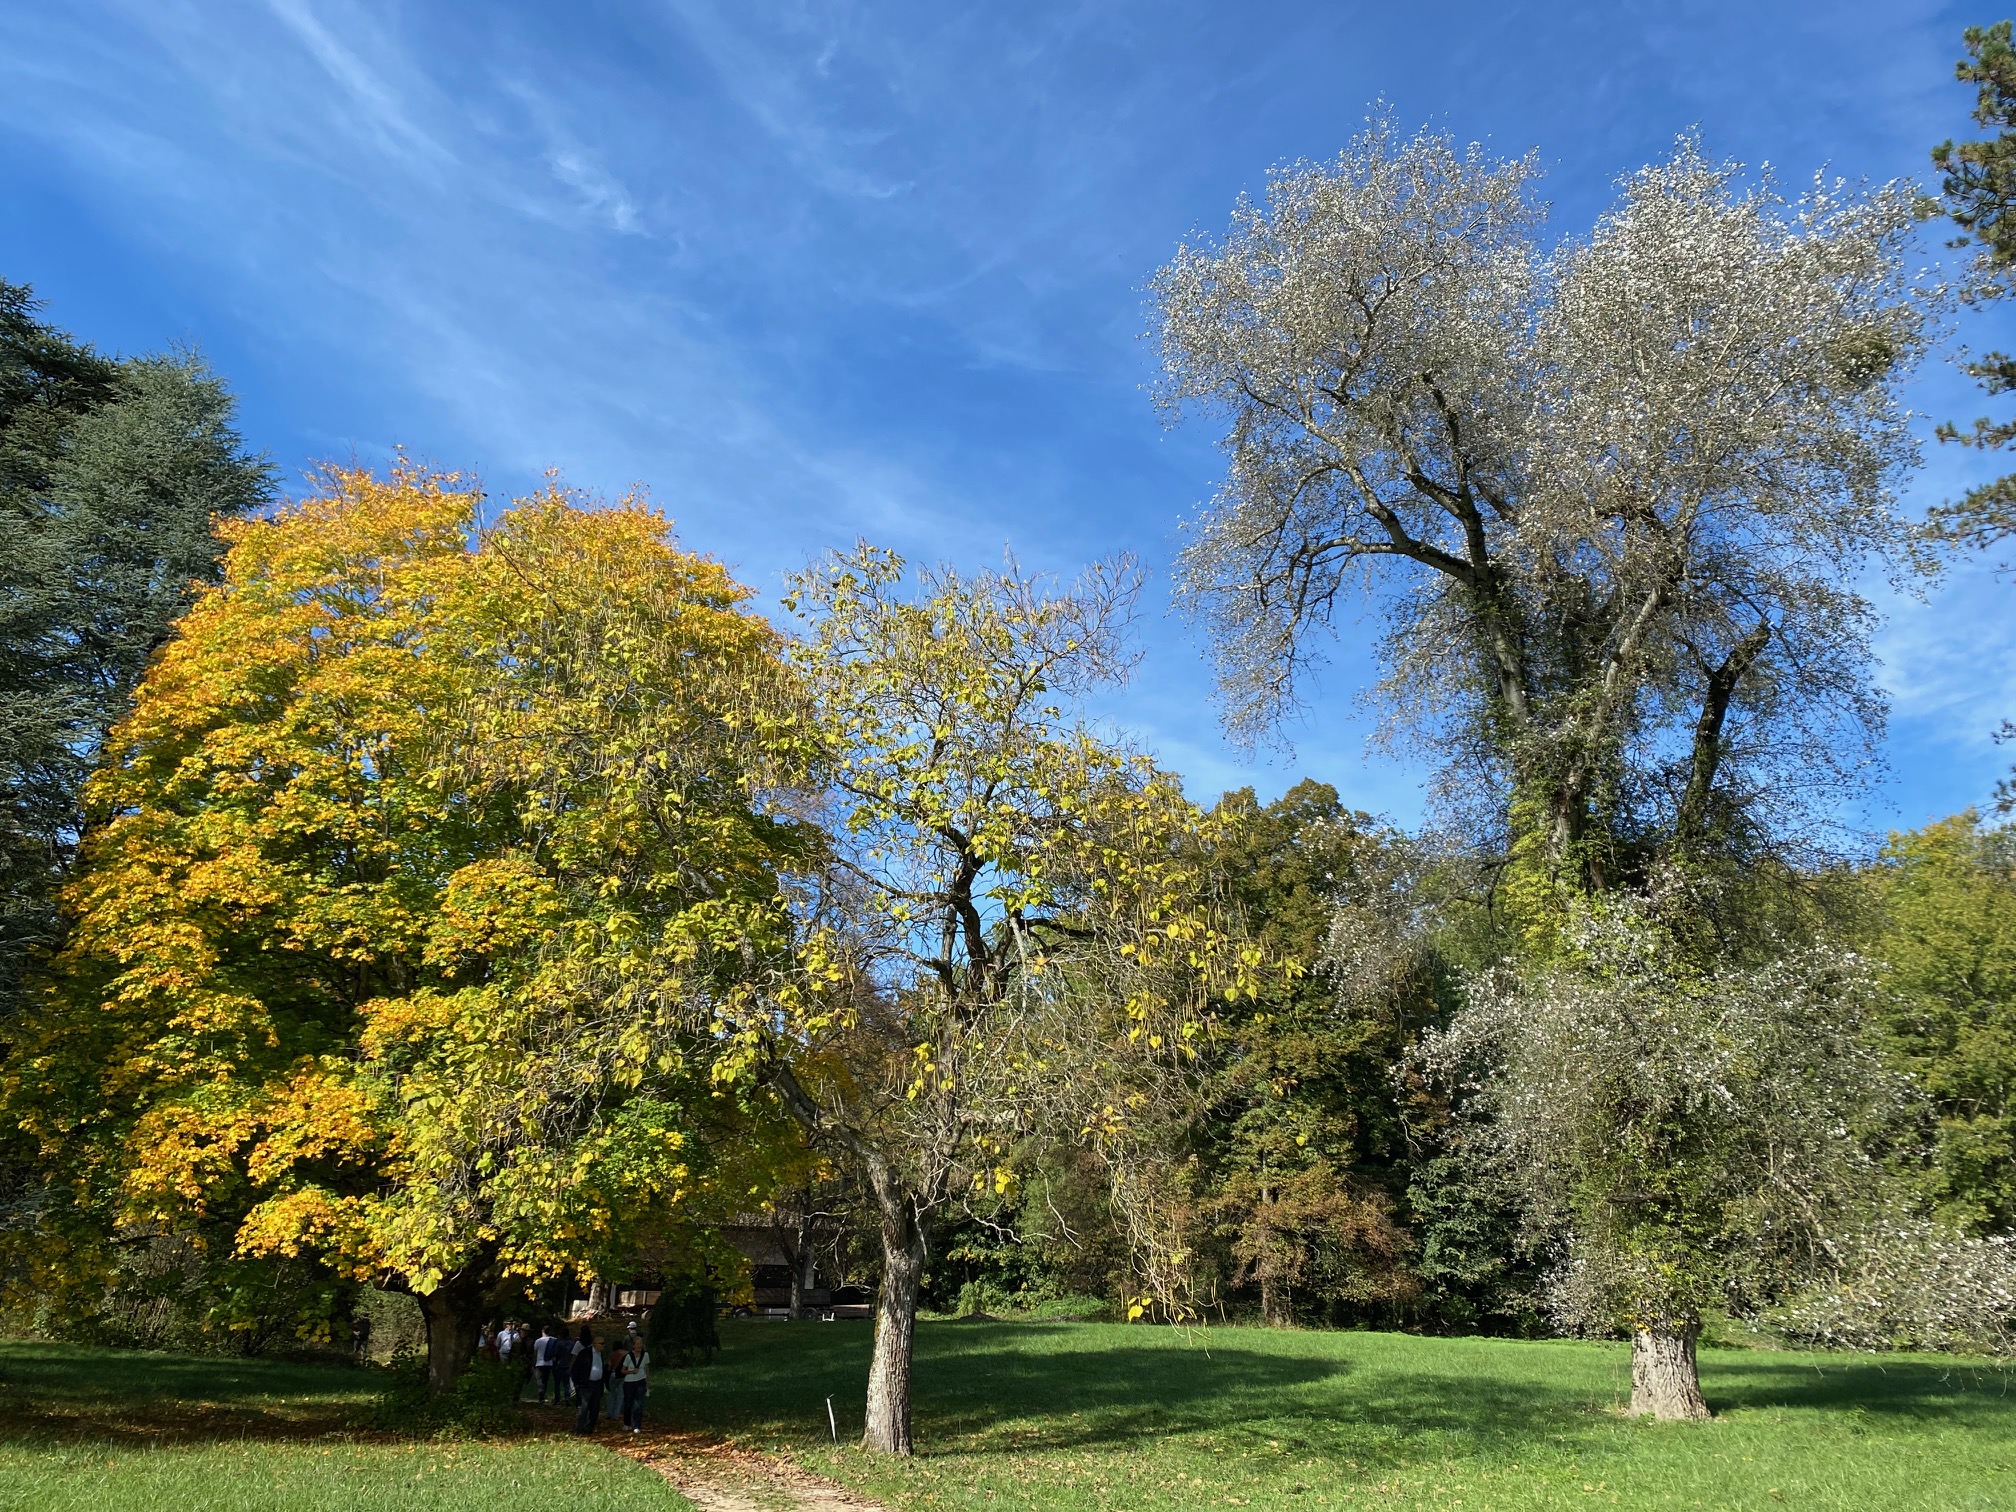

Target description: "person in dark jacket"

left=570, top=1326, right=609, bottom=1433
left=555, top=1325, right=577, bottom=1404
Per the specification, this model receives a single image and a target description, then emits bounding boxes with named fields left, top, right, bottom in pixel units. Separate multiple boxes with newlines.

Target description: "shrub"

left=647, top=1281, right=718, bottom=1367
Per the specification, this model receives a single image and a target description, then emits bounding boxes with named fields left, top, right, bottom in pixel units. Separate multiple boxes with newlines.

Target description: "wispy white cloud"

left=487, top=73, right=652, bottom=236
left=261, top=0, right=456, bottom=168
left=3, top=0, right=2001, bottom=825
left=1876, top=560, right=2016, bottom=750
left=659, top=0, right=915, bottom=202
left=544, top=148, right=644, bottom=233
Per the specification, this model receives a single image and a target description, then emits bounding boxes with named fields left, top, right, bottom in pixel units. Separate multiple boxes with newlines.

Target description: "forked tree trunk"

left=1629, top=1321, right=1710, bottom=1421
left=417, top=1276, right=486, bottom=1396
left=863, top=1183, right=928, bottom=1455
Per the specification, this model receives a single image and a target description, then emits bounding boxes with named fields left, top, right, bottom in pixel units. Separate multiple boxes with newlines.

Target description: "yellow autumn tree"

left=740, top=547, right=1279, bottom=1454
left=4, top=464, right=810, bottom=1389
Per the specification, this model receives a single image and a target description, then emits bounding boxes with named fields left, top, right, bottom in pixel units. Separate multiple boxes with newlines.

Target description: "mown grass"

left=0, top=1339, right=690, bottom=1512
left=4, top=1324, right=2012, bottom=1510
left=649, top=1318, right=2016, bottom=1511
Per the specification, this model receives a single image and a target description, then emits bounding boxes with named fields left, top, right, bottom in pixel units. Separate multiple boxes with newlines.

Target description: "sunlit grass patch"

left=0, top=1438, right=691, bottom=1512
left=648, top=1319, right=2016, bottom=1511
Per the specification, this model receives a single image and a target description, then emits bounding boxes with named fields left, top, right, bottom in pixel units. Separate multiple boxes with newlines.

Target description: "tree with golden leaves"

left=733, top=548, right=1275, bottom=1455
left=4, top=464, right=809, bottom=1389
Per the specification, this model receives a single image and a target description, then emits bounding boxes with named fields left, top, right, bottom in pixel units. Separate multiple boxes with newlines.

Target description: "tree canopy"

left=1417, top=907, right=1911, bottom=1418
left=1188, top=783, right=1418, bottom=1328
left=1932, top=20, right=2016, bottom=550
left=2, top=465, right=808, bottom=1385
left=1867, top=814, right=2016, bottom=1235
left=1930, top=22, right=2016, bottom=810
left=1155, top=123, right=1932, bottom=932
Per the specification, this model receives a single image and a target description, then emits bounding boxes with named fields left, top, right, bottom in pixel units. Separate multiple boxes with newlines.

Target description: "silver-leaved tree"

left=1415, top=908, right=1912, bottom=1420
left=1153, top=117, right=1932, bottom=928
left=1152, top=117, right=1944, bottom=1415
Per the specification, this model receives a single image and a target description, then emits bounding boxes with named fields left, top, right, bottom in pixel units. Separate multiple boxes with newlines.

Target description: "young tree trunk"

left=417, top=1277, right=486, bottom=1396
left=791, top=1234, right=817, bottom=1321
left=761, top=1068, right=929, bottom=1451
left=1629, top=1321, right=1710, bottom=1421
left=863, top=1183, right=928, bottom=1455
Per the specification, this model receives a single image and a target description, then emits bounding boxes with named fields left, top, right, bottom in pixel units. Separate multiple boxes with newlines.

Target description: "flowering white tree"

left=1415, top=909, right=1913, bottom=1419
left=1154, top=119, right=1935, bottom=916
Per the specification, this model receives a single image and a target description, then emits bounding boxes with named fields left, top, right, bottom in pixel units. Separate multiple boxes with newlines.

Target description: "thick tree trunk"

left=417, top=1277, right=486, bottom=1396
left=1260, top=1270, right=1293, bottom=1328
left=863, top=1185, right=928, bottom=1455
left=1629, top=1322, right=1710, bottom=1421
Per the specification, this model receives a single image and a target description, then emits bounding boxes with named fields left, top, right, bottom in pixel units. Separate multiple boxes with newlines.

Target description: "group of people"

left=476, top=1319, right=651, bottom=1434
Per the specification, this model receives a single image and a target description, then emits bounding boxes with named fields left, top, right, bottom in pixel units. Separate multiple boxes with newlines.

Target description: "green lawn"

left=3, top=1326, right=2011, bottom=1511
left=647, top=1318, right=2016, bottom=1511
left=0, top=1340, right=690, bottom=1512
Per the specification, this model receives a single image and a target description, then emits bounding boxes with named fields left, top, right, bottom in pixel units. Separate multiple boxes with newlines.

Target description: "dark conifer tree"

left=0, top=277, right=270, bottom=1080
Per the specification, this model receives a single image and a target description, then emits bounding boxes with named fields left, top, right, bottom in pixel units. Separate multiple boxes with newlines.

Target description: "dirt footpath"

left=612, top=1430, right=891, bottom=1512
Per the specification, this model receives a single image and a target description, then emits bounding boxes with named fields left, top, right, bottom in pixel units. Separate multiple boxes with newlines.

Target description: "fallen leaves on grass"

left=613, top=1428, right=890, bottom=1512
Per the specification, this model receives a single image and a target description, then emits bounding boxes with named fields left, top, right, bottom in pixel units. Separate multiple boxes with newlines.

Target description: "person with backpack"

left=531, top=1324, right=560, bottom=1404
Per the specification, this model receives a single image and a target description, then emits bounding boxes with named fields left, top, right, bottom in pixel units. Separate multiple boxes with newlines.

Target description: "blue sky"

left=2, top=0, right=2010, bottom=838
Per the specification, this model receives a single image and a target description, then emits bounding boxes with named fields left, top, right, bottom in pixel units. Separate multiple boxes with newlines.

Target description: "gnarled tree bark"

left=863, top=1175, right=929, bottom=1455
left=1629, top=1319, right=1711, bottom=1421
left=416, top=1268, right=489, bottom=1396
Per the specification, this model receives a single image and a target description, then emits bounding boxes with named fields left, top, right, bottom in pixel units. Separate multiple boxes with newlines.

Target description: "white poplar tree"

left=1153, top=119, right=1934, bottom=912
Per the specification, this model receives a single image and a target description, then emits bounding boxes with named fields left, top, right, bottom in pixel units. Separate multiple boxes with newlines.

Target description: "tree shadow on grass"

left=655, top=1322, right=2016, bottom=1474
left=0, top=1340, right=379, bottom=1445
left=665, top=1321, right=1603, bottom=1464
left=1702, top=1352, right=2015, bottom=1423
left=914, top=1336, right=1349, bottom=1450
